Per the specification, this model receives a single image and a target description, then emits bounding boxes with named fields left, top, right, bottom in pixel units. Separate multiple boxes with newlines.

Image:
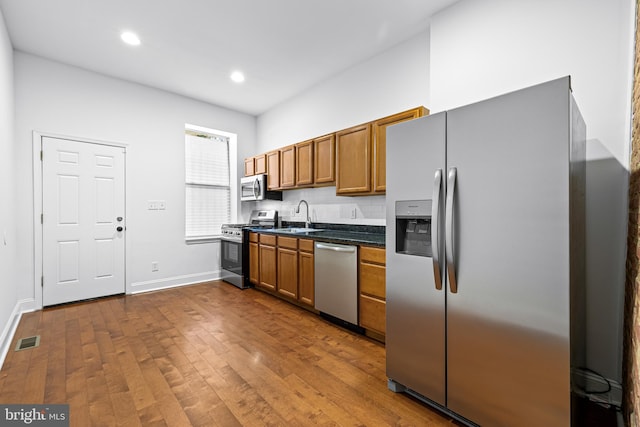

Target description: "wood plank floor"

left=0, top=281, right=457, bottom=426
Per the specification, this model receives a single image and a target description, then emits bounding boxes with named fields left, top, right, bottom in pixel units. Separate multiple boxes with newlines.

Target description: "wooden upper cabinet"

left=266, top=150, right=280, bottom=190
left=280, top=145, right=296, bottom=188
left=254, top=154, right=267, bottom=175
left=245, top=107, right=426, bottom=193
left=372, top=107, right=428, bottom=193
left=244, top=157, right=255, bottom=177
left=314, top=134, right=335, bottom=185
left=336, top=123, right=371, bottom=195
left=295, top=140, right=314, bottom=187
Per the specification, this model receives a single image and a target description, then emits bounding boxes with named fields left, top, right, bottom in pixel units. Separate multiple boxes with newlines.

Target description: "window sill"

left=185, top=236, right=221, bottom=244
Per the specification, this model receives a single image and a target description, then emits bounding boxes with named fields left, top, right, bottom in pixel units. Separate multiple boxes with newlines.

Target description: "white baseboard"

left=0, top=298, right=37, bottom=370
left=129, top=270, right=223, bottom=294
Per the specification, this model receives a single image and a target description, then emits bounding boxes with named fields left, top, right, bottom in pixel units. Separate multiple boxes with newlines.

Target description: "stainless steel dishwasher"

left=314, top=241, right=358, bottom=326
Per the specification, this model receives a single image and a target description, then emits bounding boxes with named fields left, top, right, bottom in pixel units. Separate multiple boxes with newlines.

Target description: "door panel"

left=445, top=78, right=572, bottom=426
left=385, top=113, right=446, bottom=405
left=43, top=137, right=125, bottom=306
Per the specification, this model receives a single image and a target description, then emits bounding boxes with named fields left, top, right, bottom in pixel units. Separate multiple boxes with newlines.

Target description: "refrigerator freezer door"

left=445, top=77, right=573, bottom=426
left=386, top=113, right=447, bottom=406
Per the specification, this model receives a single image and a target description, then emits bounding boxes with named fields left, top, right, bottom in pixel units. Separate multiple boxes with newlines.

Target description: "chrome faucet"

left=295, top=200, right=311, bottom=228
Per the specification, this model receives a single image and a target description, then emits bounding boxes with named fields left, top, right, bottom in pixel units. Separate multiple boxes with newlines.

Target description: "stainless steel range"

left=220, top=210, right=277, bottom=288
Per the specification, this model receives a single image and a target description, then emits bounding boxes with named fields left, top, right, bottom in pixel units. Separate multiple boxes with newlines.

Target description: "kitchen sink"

left=278, top=227, right=324, bottom=234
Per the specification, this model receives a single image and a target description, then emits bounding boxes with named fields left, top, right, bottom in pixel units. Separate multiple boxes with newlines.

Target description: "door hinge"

left=40, top=150, right=43, bottom=161
left=41, top=276, right=44, bottom=287
left=41, top=213, right=43, bottom=224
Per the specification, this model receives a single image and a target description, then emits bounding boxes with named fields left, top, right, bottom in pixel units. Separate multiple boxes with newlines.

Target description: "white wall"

left=14, top=52, right=257, bottom=304
left=430, top=0, right=634, bottom=386
left=254, top=31, right=430, bottom=224
left=0, top=8, right=19, bottom=365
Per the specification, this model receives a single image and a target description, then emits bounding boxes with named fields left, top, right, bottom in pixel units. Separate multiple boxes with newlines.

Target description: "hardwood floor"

left=0, top=281, right=456, bottom=426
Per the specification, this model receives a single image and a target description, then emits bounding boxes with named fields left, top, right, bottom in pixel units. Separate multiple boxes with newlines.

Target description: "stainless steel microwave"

left=240, top=174, right=282, bottom=202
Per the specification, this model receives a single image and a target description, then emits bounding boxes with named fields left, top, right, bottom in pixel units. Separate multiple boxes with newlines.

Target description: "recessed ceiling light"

left=230, top=71, right=245, bottom=83
left=121, top=31, right=141, bottom=46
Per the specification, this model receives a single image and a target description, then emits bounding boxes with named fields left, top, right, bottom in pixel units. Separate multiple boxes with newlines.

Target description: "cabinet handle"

left=315, top=243, right=356, bottom=253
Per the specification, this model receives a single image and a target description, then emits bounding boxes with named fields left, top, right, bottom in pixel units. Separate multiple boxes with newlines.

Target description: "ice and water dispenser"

left=395, top=200, right=432, bottom=257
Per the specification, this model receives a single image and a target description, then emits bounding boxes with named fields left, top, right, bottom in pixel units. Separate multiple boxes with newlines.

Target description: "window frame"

left=184, top=124, right=238, bottom=243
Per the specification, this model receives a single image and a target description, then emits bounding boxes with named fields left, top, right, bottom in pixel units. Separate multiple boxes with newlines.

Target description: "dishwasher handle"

left=315, top=243, right=356, bottom=253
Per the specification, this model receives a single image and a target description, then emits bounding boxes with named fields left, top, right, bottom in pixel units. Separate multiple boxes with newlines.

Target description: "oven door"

left=221, top=238, right=243, bottom=282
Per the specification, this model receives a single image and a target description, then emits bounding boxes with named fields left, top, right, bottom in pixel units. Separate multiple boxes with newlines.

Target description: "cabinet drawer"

left=360, top=246, right=385, bottom=265
left=277, top=236, right=298, bottom=250
left=249, top=232, right=259, bottom=243
left=360, top=262, right=385, bottom=299
left=360, top=294, right=386, bottom=334
left=298, top=239, right=314, bottom=253
left=259, top=234, right=277, bottom=246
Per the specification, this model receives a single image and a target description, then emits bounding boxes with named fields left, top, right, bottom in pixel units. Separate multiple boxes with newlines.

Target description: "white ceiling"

left=0, top=0, right=458, bottom=116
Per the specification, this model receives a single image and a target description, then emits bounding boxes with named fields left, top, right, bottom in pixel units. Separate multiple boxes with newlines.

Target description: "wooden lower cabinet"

left=258, top=234, right=277, bottom=292
left=253, top=233, right=315, bottom=309
left=298, top=239, right=314, bottom=307
left=277, top=236, right=298, bottom=299
left=249, top=232, right=260, bottom=285
left=359, top=246, right=386, bottom=341
left=253, top=234, right=384, bottom=336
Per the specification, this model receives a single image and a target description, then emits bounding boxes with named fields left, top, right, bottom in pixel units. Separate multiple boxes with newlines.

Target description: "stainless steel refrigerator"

left=385, top=76, right=586, bottom=426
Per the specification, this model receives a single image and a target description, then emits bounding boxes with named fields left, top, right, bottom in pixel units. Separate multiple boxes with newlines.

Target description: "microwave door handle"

left=253, top=179, right=259, bottom=199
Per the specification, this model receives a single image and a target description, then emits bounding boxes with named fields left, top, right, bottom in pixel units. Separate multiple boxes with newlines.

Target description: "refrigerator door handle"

left=432, top=169, right=443, bottom=290
left=446, top=167, right=458, bottom=293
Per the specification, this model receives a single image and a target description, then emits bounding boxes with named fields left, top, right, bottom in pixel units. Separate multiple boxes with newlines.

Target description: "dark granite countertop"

left=249, top=223, right=385, bottom=248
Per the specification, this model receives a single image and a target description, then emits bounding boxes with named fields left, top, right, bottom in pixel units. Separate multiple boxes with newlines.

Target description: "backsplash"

left=244, top=186, right=386, bottom=226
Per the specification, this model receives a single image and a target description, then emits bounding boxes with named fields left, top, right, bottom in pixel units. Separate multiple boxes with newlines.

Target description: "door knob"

left=117, top=226, right=124, bottom=232
left=117, top=217, right=123, bottom=222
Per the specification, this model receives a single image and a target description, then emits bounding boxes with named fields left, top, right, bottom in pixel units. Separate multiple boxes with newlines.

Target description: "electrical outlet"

left=148, top=201, right=158, bottom=210
left=351, top=208, right=357, bottom=219
left=151, top=261, right=159, bottom=272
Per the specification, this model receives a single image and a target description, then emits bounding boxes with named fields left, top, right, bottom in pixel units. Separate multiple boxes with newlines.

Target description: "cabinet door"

left=249, top=241, right=260, bottom=285
left=280, top=145, right=296, bottom=188
left=314, top=134, right=335, bottom=185
left=298, top=249, right=314, bottom=307
left=295, top=140, right=314, bottom=186
left=244, top=157, right=255, bottom=176
left=266, top=151, right=280, bottom=190
left=277, top=247, right=298, bottom=299
left=360, top=295, right=386, bottom=334
left=254, top=154, right=267, bottom=175
left=258, top=244, right=277, bottom=291
left=359, top=246, right=386, bottom=336
left=336, top=123, right=371, bottom=194
left=372, top=107, right=427, bottom=193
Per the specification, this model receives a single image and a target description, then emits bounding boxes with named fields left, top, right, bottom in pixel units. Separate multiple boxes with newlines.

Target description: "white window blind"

left=185, top=131, right=230, bottom=238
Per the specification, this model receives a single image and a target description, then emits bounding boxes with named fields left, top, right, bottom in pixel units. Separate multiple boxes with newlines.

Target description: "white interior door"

left=42, top=136, right=126, bottom=306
